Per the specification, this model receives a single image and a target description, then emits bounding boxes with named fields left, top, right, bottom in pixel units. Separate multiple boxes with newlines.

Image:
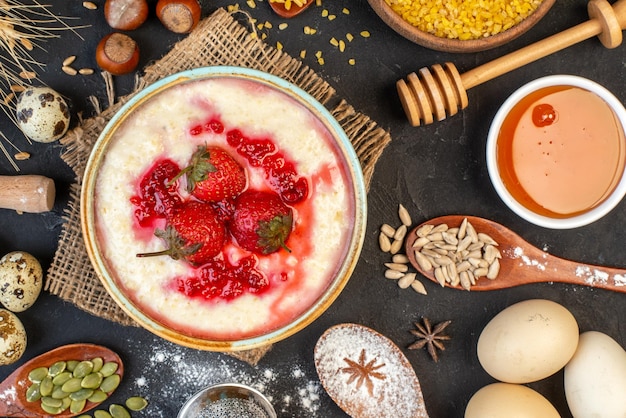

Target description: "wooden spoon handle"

left=0, top=175, right=55, bottom=213
left=462, top=0, right=623, bottom=90
left=519, top=246, right=626, bottom=293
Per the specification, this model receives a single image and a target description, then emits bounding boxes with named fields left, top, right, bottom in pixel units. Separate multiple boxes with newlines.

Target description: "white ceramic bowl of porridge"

left=81, top=67, right=367, bottom=351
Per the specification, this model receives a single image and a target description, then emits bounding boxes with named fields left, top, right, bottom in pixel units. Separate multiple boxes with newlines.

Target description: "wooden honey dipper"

left=397, top=0, right=626, bottom=126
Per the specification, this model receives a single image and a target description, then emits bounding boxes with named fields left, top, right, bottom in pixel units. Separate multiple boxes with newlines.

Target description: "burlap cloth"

left=45, top=8, right=391, bottom=365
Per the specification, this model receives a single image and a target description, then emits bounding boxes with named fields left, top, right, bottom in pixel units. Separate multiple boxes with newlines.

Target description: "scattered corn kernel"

left=346, top=33, right=354, bottom=42
left=246, top=0, right=256, bottom=8
left=300, top=50, right=307, bottom=58
left=384, top=0, right=542, bottom=40
left=342, top=7, right=350, bottom=14
left=303, top=26, right=317, bottom=35
left=318, top=57, right=325, bottom=65
left=315, top=50, right=323, bottom=58
left=315, top=0, right=322, bottom=5
left=227, top=4, right=240, bottom=12
left=328, top=14, right=336, bottom=20
left=276, top=41, right=283, bottom=50
left=360, top=30, right=371, bottom=38
left=279, top=23, right=288, bottom=30
left=348, top=58, right=356, bottom=65
left=339, top=39, right=346, bottom=52
left=329, top=37, right=339, bottom=47
left=264, top=21, right=272, bottom=28
left=322, top=9, right=329, bottom=17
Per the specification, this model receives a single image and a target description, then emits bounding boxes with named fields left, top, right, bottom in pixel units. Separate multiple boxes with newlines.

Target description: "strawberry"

left=229, top=190, right=294, bottom=255
left=137, top=201, right=226, bottom=265
left=172, top=145, right=247, bottom=202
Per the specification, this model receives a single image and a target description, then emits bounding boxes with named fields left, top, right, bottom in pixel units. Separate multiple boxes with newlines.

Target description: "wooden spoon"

left=0, top=344, right=123, bottom=417
left=405, top=215, right=626, bottom=293
left=268, top=0, right=314, bottom=18
left=314, top=323, right=429, bottom=418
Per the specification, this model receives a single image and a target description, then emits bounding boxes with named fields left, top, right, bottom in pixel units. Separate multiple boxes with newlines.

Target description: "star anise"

left=408, top=317, right=451, bottom=362
left=340, top=348, right=386, bottom=396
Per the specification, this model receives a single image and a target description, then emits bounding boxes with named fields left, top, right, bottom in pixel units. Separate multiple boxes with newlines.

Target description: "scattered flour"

left=125, top=335, right=323, bottom=417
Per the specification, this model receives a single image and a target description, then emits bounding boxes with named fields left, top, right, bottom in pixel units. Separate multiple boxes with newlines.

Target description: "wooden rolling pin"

left=0, top=175, right=55, bottom=213
left=397, top=0, right=626, bottom=126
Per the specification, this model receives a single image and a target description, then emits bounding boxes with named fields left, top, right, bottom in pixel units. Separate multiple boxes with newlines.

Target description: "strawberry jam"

left=176, top=256, right=269, bottom=301
left=130, top=158, right=182, bottom=228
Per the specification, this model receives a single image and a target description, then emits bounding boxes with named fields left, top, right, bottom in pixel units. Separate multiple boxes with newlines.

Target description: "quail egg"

left=16, top=86, right=70, bottom=143
left=0, top=251, right=43, bottom=312
left=0, top=308, right=27, bottom=365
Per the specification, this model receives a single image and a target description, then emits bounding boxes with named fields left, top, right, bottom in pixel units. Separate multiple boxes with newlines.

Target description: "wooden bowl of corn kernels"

left=368, top=0, right=556, bottom=53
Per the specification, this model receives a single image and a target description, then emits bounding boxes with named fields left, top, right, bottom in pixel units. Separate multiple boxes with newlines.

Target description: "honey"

left=496, top=85, right=626, bottom=218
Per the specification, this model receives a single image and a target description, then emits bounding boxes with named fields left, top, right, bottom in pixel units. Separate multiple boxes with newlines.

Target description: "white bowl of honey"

left=487, top=75, right=626, bottom=229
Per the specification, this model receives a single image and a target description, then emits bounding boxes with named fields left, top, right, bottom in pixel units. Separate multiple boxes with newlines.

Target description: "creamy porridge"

left=93, top=75, right=356, bottom=342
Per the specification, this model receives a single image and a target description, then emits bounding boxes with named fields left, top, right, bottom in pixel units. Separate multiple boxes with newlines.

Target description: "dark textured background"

left=1, top=0, right=624, bottom=416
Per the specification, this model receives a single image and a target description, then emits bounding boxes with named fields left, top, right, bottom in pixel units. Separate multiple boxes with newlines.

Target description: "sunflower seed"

left=398, top=204, right=412, bottom=226
left=385, top=269, right=404, bottom=280
left=384, top=262, right=408, bottom=272
left=392, top=254, right=409, bottom=264
left=63, top=55, right=76, bottom=66
left=379, top=232, right=391, bottom=252
left=390, top=239, right=403, bottom=254
left=412, top=218, right=501, bottom=289
left=380, top=223, right=395, bottom=237
left=410, top=279, right=427, bottom=295
left=393, top=224, right=407, bottom=241
left=398, top=273, right=416, bottom=289
left=62, top=66, right=77, bottom=75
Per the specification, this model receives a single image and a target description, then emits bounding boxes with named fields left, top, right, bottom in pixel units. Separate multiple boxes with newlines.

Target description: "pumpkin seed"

left=66, top=360, right=79, bottom=372
left=125, top=396, right=148, bottom=411
left=100, top=362, right=119, bottom=377
left=82, top=372, right=103, bottom=389
left=26, top=383, right=41, bottom=402
left=70, top=388, right=95, bottom=401
left=51, top=385, right=70, bottom=399
left=109, top=404, right=131, bottom=418
left=52, top=371, right=72, bottom=386
left=42, top=396, right=63, bottom=408
left=71, top=398, right=87, bottom=414
left=62, top=377, right=83, bottom=393
left=73, top=361, right=94, bottom=378
left=94, top=410, right=113, bottom=418
left=88, top=389, right=109, bottom=403
left=100, top=374, right=121, bottom=393
left=61, top=397, right=71, bottom=410
left=91, top=357, right=104, bottom=373
left=28, top=367, right=48, bottom=383
left=41, top=402, right=63, bottom=415
left=40, top=376, right=54, bottom=397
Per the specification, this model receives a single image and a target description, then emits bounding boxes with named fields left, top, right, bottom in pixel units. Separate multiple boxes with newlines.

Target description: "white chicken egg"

left=0, top=308, right=27, bottom=365
left=15, top=86, right=70, bottom=143
left=465, top=382, right=560, bottom=418
left=477, top=299, right=579, bottom=383
left=564, top=331, right=626, bottom=417
left=0, top=251, right=43, bottom=312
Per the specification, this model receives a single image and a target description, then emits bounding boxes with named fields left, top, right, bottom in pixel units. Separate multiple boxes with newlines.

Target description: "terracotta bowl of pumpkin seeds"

left=367, top=0, right=556, bottom=52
